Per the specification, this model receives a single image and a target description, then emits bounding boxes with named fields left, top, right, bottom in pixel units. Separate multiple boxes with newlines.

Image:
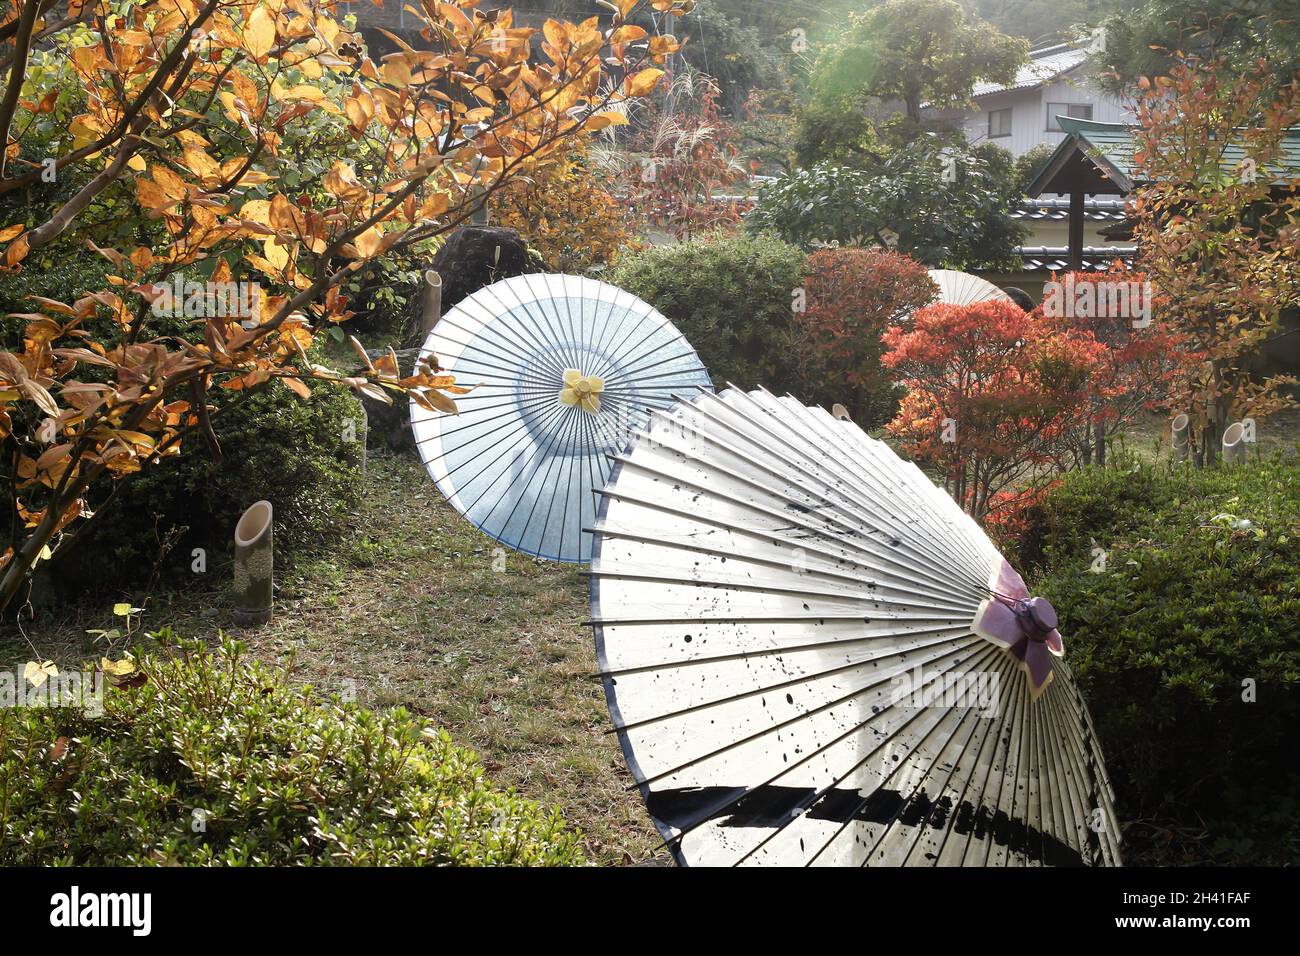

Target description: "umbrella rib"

left=590, top=489, right=985, bottom=608
left=1043, top=679, right=1119, bottom=863
left=958, top=666, right=1027, bottom=867
left=1039, top=683, right=1093, bottom=862
left=840, top=679, right=999, bottom=867
left=609, top=445, right=991, bottom=606
left=450, top=402, right=572, bottom=511
left=741, top=386, right=996, bottom=578
left=732, top=642, right=1004, bottom=866
left=527, top=392, right=588, bottom=558
left=596, top=623, right=973, bottom=678
left=474, top=400, right=584, bottom=540
left=426, top=398, right=570, bottom=483
left=432, top=301, right=572, bottom=383
left=888, top=652, right=1019, bottom=867
left=923, top=653, right=1024, bottom=866
left=587, top=527, right=981, bottom=614
left=699, top=390, right=995, bottom=588
left=502, top=275, right=586, bottom=375
left=614, top=631, right=984, bottom=736
left=586, top=569, right=979, bottom=617
left=634, top=637, right=989, bottom=840
left=639, top=405, right=992, bottom=598
left=776, top=644, right=1004, bottom=867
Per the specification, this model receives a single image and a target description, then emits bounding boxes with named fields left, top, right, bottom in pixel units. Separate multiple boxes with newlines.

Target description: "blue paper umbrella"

left=410, top=274, right=712, bottom=562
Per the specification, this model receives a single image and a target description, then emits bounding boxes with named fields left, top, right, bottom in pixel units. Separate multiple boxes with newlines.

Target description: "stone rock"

left=429, top=225, right=535, bottom=312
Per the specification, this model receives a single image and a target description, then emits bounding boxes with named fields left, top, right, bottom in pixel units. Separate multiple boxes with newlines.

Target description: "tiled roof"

left=1015, top=245, right=1137, bottom=271
left=1049, top=116, right=1300, bottom=191
left=1012, top=197, right=1128, bottom=221
left=971, top=44, right=1088, bottom=98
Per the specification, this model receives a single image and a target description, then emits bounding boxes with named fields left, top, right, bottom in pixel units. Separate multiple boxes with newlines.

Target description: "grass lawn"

left=0, top=452, right=661, bottom=865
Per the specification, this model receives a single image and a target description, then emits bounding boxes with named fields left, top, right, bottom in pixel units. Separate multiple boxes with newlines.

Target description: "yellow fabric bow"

left=559, top=369, right=604, bottom=413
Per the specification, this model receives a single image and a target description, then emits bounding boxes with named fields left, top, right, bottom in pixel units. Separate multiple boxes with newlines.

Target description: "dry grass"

left=0, top=452, right=661, bottom=865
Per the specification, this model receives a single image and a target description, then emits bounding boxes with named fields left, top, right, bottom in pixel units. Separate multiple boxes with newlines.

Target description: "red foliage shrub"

left=883, top=299, right=1104, bottom=521
left=1039, top=263, right=1196, bottom=465
left=794, top=248, right=935, bottom=426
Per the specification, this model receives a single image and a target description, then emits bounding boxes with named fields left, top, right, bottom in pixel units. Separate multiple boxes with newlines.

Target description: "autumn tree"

left=489, top=138, right=635, bottom=273
left=1130, top=58, right=1300, bottom=463
left=0, top=0, right=690, bottom=613
left=1041, top=265, right=1192, bottom=467
left=803, top=0, right=1026, bottom=157
left=793, top=247, right=934, bottom=427
left=882, top=299, right=1102, bottom=522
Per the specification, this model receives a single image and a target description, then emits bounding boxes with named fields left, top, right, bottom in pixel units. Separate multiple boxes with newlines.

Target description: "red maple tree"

left=882, top=299, right=1103, bottom=522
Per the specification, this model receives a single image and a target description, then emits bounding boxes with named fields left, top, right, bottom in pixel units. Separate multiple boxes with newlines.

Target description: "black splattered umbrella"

left=588, top=387, right=1122, bottom=866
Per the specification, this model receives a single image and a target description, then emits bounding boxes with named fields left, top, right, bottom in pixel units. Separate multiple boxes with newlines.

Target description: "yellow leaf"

left=262, top=236, right=292, bottom=270
left=353, top=226, right=383, bottom=258
left=586, top=111, right=628, bottom=131
left=244, top=7, right=275, bottom=59
left=240, top=198, right=273, bottom=226
left=100, top=657, right=136, bottom=676
left=24, top=660, right=58, bottom=689
left=611, top=25, right=648, bottom=43
left=414, top=387, right=459, bottom=414
left=624, top=68, right=665, bottom=98
left=281, top=376, right=311, bottom=399
left=112, top=602, right=132, bottom=616
left=151, top=165, right=187, bottom=201
left=380, top=55, right=412, bottom=87
left=135, top=178, right=171, bottom=212
left=5, top=233, right=30, bottom=266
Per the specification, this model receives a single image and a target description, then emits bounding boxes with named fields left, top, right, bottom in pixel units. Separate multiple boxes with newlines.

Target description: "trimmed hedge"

left=0, top=637, right=583, bottom=865
left=608, top=231, right=806, bottom=394
left=1005, top=458, right=1300, bottom=864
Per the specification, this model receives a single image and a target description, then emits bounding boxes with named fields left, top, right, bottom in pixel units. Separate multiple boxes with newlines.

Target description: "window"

left=988, top=107, right=1012, bottom=138
left=1047, top=102, right=1093, bottom=131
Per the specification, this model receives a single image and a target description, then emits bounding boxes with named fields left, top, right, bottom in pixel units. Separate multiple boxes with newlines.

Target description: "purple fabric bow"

left=972, top=558, right=1065, bottom=699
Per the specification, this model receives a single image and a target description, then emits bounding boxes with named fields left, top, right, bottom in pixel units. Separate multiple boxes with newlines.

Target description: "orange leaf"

left=624, top=68, right=665, bottom=98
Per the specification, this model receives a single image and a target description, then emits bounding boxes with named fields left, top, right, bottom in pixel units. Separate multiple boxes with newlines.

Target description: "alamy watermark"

left=890, top=663, right=1001, bottom=717
left=1, top=668, right=104, bottom=717
left=151, top=274, right=261, bottom=326
left=1042, top=274, right=1155, bottom=328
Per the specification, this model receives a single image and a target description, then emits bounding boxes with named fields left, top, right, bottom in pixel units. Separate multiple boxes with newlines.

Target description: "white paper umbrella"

left=589, top=387, right=1121, bottom=866
left=928, top=268, right=1012, bottom=306
left=411, top=274, right=712, bottom=563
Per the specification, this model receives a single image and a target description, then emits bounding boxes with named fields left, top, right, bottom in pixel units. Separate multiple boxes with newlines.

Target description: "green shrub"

left=1007, top=458, right=1300, bottom=864
left=0, top=260, right=363, bottom=593
left=0, top=636, right=584, bottom=865
left=609, top=231, right=806, bottom=394
left=48, top=378, right=363, bottom=594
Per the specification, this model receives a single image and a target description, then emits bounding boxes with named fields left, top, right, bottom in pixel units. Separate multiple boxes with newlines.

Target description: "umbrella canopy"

left=589, top=387, right=1121, bottom=866
left=928, top=268, right=1012, bottom=306
left=412, top=274, right=712, bottom=563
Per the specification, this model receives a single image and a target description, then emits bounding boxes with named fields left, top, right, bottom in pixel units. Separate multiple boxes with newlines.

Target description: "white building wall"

left=959, top=72, right=1136, bottom=159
